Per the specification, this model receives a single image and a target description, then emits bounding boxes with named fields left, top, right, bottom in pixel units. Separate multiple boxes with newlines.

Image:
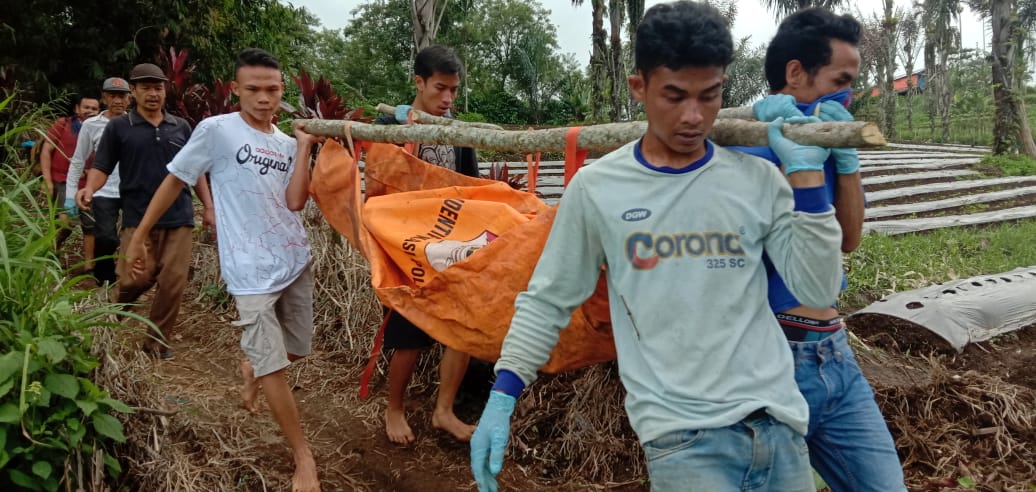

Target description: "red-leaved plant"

left=279, top=70, right=367, bottom=121
left=159, top=47, right=239, bottom=127
left=484, top=162, right=527, bottom=191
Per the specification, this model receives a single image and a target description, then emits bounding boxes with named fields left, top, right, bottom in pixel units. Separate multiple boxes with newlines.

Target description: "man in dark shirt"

left=77, top=63, right=214, bottom=359
left=377, top=45, right=479, bottom=445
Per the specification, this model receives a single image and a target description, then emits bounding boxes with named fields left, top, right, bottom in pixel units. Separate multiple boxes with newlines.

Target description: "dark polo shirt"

left=93, top=110, right=194, bottom=229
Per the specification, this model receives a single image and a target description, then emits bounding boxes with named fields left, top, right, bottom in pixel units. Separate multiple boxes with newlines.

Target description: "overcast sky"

left=291, top=0, right=989, bottom=76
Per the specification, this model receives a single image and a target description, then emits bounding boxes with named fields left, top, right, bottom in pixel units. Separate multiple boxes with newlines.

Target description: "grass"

left=980, top=153, right=1036, bottom=176
left=843, top=220, right=1036, bottom=310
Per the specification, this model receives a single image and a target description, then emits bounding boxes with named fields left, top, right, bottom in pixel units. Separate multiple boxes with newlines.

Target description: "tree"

left=877, top=0, right=900, bottom=139
left=626, top=0, right=645, bottom=118
left=412, top=0, right=438, bottom=54
left=572, top=0, right=610, bottom=121
left=988, top=0, right=1036, bottom=155
left=919, top=0, right=961, bottom=141
left=0, top=0, right=317, bottom=105
left=331, top=0, right=414, bottom=105
left=897, top=8, right=923, bottom=134
left=760, top=0, right=847, bottom=19
left=608, top=0, right=626, bottom=121
left=724, top=39, right=768, bottom=107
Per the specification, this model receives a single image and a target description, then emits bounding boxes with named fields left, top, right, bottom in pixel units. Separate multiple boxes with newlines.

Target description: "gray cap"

left=101, top=77, right=131, bottom=93
left=128, top=63, right=168, bottom=82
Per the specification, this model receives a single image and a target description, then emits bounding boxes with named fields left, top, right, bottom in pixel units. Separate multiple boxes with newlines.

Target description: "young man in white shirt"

left=123, top=49, right=322, bottom=492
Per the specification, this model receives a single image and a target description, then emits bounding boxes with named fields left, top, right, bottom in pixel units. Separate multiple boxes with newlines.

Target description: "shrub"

left=0, top=97, right=136, bottom=491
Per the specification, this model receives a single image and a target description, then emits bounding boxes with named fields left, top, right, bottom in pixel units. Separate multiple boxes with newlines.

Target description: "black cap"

left=128, top=63, right=168, bottom=82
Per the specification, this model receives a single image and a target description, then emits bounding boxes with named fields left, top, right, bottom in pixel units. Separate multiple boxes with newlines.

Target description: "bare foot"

left=240, top=359, right=260, bottom=414
left=432, top=409, right=476, bottom=442
left=385, top=408, right=415, bottom=445
left=292, top=451, right=321, bottom=492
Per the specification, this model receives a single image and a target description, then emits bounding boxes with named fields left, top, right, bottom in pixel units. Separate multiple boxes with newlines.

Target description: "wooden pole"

left=374, top=103, right=504, bottom=130
left=299, top=118, right=886, bottom=152
left=717, top=106, right=757, bottom=120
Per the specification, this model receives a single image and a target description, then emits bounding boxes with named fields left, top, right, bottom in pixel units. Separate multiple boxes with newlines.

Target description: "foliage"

left=979, top=153, right=1036, bottom=175
left=322, top=0, right=587, bottom=125
left=160, top=47, right=237, bottom=127
left=483, top=162, right=527, bottom=190
left=760, top=0, right=848, bottom=20
left=723, top=38, right=767, bottom=108
left=320, top=1, right=414, bottom=106
left=281, top=70, right=368, bottom=122
left=0, top=0, right=318, bottom=106
left=0, top=102, right=139, bottom=490
left=843, top=221, right=1036, bottom=309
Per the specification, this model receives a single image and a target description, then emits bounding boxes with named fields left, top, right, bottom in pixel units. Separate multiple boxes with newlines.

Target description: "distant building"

left=869, top=70, right=926, bottom=97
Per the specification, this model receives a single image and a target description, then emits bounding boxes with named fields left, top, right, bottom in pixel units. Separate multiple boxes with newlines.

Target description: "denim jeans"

left=790, top=329, right=906, bottom=492
left=643, top=412, right=814, bottom=491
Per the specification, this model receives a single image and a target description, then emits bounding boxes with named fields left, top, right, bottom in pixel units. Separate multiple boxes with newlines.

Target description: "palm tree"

left=877, top=0, right=900, bottom=140
left=760, top=0, right=847, bottom=19
left=572, top=0, right=610, bottom=121
left=970, top=0, right=1036, bottom=155
left=897, top=8, right=923, bottom=135
left=918, top=0, right=960, bottom=141
left=626, top=0, right=645, bottom=118
left=608, top=0, right=626, bottom=121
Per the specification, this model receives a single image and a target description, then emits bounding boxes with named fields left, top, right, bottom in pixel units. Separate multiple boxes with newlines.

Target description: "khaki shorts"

left=232, top=265, right=314, bottom=378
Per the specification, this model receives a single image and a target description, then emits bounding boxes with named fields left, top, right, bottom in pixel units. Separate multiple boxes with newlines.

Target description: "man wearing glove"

left=65, top=77, right=132, bottom=285
left=471, top=2, right=843, bottom=491
left=374, top=44, right=479, bottom=445
left=737, top=8, right=906, bottom=492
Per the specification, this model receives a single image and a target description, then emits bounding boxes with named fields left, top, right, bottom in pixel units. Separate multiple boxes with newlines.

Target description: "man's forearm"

left=193, top=174, right=214, bottom=210
left=285, top=142, right=312, bottom=210
left=40, top=144, right=54, bottom=188
left=83, top=168, right=109, bottom=194
left=834, top=172, right=865, bottom=253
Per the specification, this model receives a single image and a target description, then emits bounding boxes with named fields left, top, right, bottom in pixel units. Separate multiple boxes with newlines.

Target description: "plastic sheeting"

left=848, top=266, right=1036, bottom=351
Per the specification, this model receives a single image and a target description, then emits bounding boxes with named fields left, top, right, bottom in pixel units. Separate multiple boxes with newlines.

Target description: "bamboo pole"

left=374, top=103, right=504, bottom=130
left=299, top=118, right=886, bottom=151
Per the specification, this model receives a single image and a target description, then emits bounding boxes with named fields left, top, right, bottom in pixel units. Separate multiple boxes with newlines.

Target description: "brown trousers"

left=115, top=226, right=193, bottom=342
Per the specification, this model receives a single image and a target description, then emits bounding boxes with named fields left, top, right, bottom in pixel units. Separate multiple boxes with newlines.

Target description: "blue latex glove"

left=470, top=391, right=517, bottom=492
left=63, top=197, right=78, bottom=217
left=817, top=101, right=860, bottom=174
left=767, top=117, right=831, bottom=175
left=753, top=94, right=804, bottom=122
left=817, top=100, right=854, bottom=122
left=395, top=104, right=414, bottom=123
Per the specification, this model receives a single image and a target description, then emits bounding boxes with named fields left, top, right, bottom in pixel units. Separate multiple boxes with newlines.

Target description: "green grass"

left=843, top=221, right=1036, bottom=310
left=979, top=153, right=1036, bottom=176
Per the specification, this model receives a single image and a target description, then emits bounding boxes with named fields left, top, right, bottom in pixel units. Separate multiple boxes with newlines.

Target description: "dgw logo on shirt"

left=237, top=144, right=292, bottom=175
left=621, top=208, right=652, bottom=221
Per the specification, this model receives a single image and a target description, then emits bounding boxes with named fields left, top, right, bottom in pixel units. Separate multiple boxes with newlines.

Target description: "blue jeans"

left=790, top=329, right=906, bottom=492
left=643, top=412, right=814, bottom=491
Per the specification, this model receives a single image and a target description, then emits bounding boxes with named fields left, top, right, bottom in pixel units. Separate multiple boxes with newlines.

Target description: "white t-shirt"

left=166, top=113, right=310, bottom=295
left=66, top=112, right=121, bottom=199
